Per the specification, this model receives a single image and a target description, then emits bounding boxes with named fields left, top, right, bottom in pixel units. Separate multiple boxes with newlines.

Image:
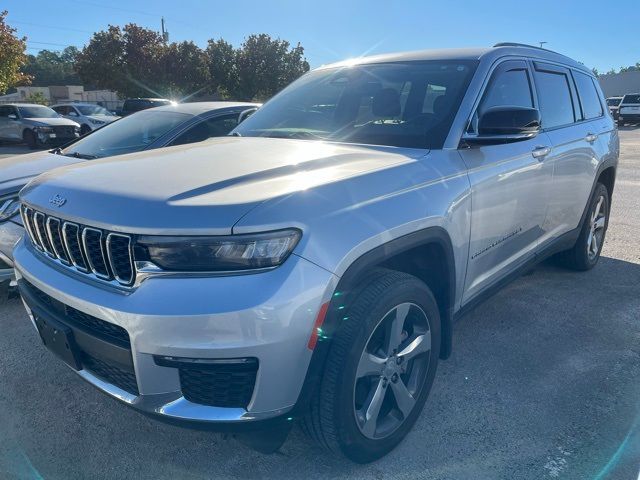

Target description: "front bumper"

left=618, top=113, right=640, bottom=123
left=0, top=220, right=24, bottom=282
left=14, top=238, right=336, bottom=426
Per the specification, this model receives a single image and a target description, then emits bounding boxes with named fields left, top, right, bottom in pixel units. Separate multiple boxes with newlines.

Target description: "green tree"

left=161, top=41, right=211, bottom=99
left=233, top=34, right=309, bottom=101
left=75, top=25, right=125, bottom=92
left=76, top=24, right=166, bottom=97
left=0, top=10, right=30, bottom=94
left=25, top=91, right=47, bottom=105
left=205, top=38, right=238, bottom=97
left=23, top=47, right=80, bottom=86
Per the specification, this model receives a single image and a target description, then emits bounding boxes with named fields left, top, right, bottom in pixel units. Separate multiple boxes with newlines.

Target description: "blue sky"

left=4, top=0, right=639, bottom=72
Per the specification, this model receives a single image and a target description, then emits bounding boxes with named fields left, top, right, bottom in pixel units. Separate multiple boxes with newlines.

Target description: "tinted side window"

left=534, top=70, right=575, bottom=129
left=467, top=62, right=533, bottom=134
left=574, top=72, right=603, bottom=120
left=480, top=68, right=533, bottom=113
left=170, top=114, right=238, bottom=146
left=0, top=106, right=9, bottom=118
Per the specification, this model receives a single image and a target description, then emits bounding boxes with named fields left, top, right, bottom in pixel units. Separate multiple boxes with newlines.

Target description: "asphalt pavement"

left=0, top=130, right=639, bottom=479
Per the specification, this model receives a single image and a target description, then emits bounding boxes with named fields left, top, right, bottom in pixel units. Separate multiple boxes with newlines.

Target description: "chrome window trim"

left=81, top=227, right=111, bottom=280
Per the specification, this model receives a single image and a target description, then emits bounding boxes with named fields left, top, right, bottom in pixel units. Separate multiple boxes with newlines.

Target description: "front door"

left=459, top=60, right=554, bottom=303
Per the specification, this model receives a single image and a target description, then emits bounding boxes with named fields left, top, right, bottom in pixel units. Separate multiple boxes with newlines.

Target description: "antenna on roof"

left=539, top=41, right=547, bottom=48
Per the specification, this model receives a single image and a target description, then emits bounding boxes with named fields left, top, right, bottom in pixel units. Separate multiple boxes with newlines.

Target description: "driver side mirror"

left=238, top=107, right=258, bottom=124
left=463, top=106, right=541, bottom=145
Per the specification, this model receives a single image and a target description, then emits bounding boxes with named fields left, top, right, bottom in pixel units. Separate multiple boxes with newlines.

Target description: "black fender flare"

left=293, top=226, right=456, bottom=414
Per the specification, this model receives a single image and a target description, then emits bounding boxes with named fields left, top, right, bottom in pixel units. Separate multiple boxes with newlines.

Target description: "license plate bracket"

left=34, top=314, right=82, bottom=370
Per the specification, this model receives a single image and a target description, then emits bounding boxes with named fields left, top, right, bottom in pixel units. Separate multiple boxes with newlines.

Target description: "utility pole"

left=161, top=17, right=169, bottom=42
left=539, top=41, right=547, bottom=48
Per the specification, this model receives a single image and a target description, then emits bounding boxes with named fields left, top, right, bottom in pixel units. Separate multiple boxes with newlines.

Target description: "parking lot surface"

left=0, top=131, right=639, bottom=480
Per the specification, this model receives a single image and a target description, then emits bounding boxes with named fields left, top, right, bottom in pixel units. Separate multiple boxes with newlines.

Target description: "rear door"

left=534, top=63, right=608, bottom=244
left=459, top=59, right=554, bottom=303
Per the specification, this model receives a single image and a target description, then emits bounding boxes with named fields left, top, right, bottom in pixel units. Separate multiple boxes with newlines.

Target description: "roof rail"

left=493, top=42, right=559, bottom=54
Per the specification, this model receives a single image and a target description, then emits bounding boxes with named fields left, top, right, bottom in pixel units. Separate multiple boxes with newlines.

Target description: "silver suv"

left=14, top=43, right=618, bottom=463
left=0, top=103, right=81, bottom=149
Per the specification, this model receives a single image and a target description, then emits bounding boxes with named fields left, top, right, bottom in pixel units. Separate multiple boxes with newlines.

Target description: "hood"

left=86, top=115, right=118, bottom=122
left=0, top=151, right=84, bottom=196
left=23, top=117, right=80, bottom=127
left=21, top=137, right=426, bottom=235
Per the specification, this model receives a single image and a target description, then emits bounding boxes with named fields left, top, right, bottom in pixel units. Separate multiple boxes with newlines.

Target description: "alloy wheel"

left=353, top=302, right=431, bottom=439
left=587, top=195, right=606, bottom=260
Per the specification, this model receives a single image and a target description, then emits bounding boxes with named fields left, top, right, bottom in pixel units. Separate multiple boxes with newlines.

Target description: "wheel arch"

left=293, top=226, right=457, bottom=414
left=597, top=165, right=616, bottom=200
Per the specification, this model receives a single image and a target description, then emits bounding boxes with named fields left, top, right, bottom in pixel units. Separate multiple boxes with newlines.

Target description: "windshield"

left=17, top=105, right=59, bottom=119
left=232, top=61, right=477, bottom=149
left=62, top=110, right=191, bottom=158
left=607, top=98, right=622, bottom=106
left=77, top=105, right=113, bottom=116
left=622, top=94, right=640, bottom=104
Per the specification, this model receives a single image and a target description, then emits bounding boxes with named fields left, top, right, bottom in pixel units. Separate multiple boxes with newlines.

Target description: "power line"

left=10, top=20, right=93, bottom=34
left=67, top=0, right=159, bottom=18
left=27, top=41, right=78, bottom=48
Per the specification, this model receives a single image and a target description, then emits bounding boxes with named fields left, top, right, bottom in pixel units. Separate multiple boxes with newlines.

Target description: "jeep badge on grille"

left=49, top=194, right=67, bottom=207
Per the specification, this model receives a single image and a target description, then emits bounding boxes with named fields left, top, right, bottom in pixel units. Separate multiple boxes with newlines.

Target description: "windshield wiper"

left=63, top=151, right=98, bottom=160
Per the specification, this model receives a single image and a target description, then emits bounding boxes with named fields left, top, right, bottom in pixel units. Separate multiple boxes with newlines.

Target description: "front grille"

left=66, top=306, right=130, bottom=348
left=174, top=360, right=258, bottom=408
left=80, top=352, right=139, bottom=395
left=53, top=126, right=77, bottom=137
left=21, top=205, right=135, bottom=286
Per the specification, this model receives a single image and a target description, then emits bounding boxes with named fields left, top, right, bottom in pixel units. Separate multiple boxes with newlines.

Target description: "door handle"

left=531, top=146, right=551, bottom=159
left=585, top=133, right=598, bottom=143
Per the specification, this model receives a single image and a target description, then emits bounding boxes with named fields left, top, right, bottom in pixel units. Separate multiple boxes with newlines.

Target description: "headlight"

left=89, top=119, right=105, bottom=125
left=34, top=126, right=54, bottom=133
left=134, top=229, right=301, bottom=272
left=0, top=196, right=20, bottom=222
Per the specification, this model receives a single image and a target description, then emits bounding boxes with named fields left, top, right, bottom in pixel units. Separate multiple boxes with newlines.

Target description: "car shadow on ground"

left=0, top=256, right=639, bottom=479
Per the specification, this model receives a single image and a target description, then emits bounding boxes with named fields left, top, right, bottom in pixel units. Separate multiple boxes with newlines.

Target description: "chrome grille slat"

left=106, top=233, right=134, bottom=285
left=62, top=222, right=88, bottom=272
left=46, top=217, right=70, bottom=264
left=82, top=227, right=110, bottom=279
left=23, top=206, right=135, bottom=287
left=21, top=206, right=41, bottom=250
left=33, top=211, right=55, bottom=256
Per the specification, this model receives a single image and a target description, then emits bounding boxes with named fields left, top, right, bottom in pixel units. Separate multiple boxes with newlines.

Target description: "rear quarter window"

left=573, top=72, right=603, bottom=120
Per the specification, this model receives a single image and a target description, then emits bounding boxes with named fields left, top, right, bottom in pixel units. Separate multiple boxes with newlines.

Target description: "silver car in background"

left=14, top=44, right=618, bottom=462
left=0, top=103, right=81, bottom=149
left=0, top=101, right=259, bottom=283
left=51, top=103, right=119, bottom=135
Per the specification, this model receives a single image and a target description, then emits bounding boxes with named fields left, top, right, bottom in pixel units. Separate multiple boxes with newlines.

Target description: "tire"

left=303, top=269, right=441, bottom=463
left=557, top=182, right=609, bottom=271
left=80, top=124, right=91, bottom=135
left=23, top=130, right=37, bottom=149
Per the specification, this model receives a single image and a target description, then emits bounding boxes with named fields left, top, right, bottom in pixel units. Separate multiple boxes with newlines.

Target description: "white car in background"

left=51, top=103, right=119, bottom=135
